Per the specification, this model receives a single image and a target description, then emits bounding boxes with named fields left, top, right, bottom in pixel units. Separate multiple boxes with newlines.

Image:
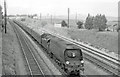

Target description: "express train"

left=13, top=20, right=84, bottom=75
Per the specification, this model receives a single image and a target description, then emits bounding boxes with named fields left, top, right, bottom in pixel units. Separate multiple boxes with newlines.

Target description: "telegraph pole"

left=68, top=8, right=70, bottom=28
left=4, top=0, right=7, bottom=33
left=76, top=13, right=77, bottom=23
left=51, top=15, right=52, bottom=24
left=40, top=13, right=41, bottom=21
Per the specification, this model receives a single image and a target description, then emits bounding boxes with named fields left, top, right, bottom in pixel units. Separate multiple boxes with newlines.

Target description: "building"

left=105, top=24, right=118, bottom=32
left=54, top=23, right=62, bottom=27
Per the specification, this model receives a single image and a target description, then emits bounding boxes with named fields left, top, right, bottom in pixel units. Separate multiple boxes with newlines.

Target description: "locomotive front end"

left=64, top=49, right=84, bottom=75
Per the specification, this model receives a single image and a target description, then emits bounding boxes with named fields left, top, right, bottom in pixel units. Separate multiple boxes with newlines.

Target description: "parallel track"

left=9, top=21, right=45, bottom=75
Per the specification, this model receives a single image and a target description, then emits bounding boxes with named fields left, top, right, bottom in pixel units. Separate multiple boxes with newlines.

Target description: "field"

left=21, top=18, right=118, bottom=55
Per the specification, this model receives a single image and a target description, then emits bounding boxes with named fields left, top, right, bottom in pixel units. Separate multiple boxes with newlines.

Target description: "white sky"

left=0, top=0, right=119, bottom=17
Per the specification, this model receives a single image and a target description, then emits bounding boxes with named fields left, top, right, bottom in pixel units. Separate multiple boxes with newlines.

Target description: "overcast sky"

left=0, top=0, right=119, bottom=17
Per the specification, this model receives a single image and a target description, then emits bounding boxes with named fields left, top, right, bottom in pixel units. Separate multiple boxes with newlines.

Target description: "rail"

left=10, top=21, right=45, bottom=75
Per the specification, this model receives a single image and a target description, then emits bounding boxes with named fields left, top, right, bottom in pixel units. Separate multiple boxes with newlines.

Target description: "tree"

left=77, top=21, right=83, bottom=29
left=0, top=5, right=2, bottom=17
left=117, top=24, right=120, bottom=32
left=61, top=20, right=67, bottom=27
left=84, top=14, right=94, bottom=29
left=93, top=14, right=107, bottom=31
left=0, top=5, right=2, bottom=12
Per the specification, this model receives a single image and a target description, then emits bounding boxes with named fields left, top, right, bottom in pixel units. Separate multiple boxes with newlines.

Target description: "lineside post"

left=68, top=8, right=70, bottom=28
left=4, top=0, right=7, bottom=33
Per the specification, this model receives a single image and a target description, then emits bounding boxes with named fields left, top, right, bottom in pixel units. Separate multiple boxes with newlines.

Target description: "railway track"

left=12, top=20, right=119, bottom=76
left=11, top=20, right=89, bottom=77
left=9, top=20, right=61, bottom=76
left=12, top=20, right=83, bottom=77
left=10, top=21, right=45, bottom=75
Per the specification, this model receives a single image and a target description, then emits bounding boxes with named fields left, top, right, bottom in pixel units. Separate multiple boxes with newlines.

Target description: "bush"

left=61, top=20, right=68, bottom=27
left=77, top=21, right=83, bottom=29
left=21, top=18, right=25, bottom=21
